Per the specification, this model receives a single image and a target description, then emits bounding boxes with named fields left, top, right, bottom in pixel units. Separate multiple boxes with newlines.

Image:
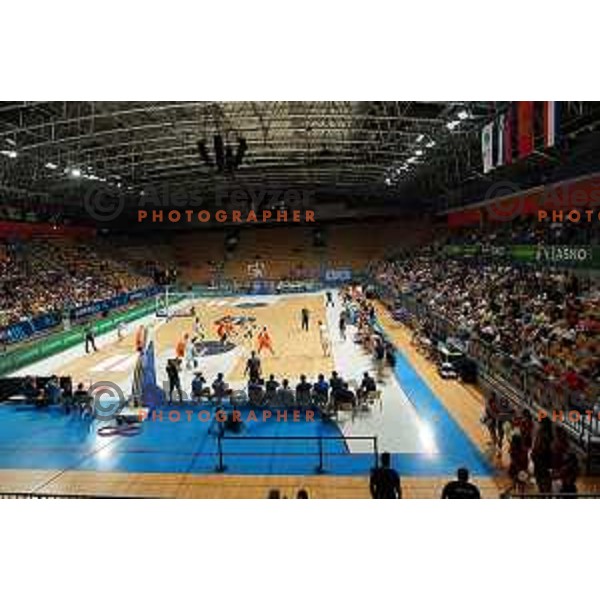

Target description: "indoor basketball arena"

left=0, top=101, right=598, bottom=499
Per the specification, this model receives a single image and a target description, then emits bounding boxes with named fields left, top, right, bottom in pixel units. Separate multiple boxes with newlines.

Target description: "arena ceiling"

left=1, top=101, right=600, bottom=222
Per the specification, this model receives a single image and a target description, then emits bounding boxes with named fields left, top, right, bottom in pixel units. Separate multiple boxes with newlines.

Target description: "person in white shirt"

left=318, top=320, right=330, bottom=357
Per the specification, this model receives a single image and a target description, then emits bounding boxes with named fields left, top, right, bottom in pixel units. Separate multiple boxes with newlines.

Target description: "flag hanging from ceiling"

left=544, top=101, right=559, bottom=147
left=496, top=114, right=505, bottom=168
left=482, top=122, right=494, bottom=173
left=518, top=101, right=534, bottom=158
left=504, top=106, right=514, bottom=165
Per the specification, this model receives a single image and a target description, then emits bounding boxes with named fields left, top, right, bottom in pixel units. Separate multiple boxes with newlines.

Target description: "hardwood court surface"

left=153, top=294, right=335, bottom=382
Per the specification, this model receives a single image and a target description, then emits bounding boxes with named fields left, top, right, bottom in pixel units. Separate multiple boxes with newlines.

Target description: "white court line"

left=89, top=354, right=129, bottom=372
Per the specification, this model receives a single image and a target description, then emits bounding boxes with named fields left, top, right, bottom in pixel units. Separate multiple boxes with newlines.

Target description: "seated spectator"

left=45, top=375, right=62, bottom=407
left=22, top=376, right=41, bottom=404
left=441, top=468, right=481, bottom=499
left=369, top=452, right=402, bottom=499
left=312, top=374, right=329, bottom=404
left=191, top=372, right=208, bottom=401
left=248, top=378, right=265, bottom=405
left=211, top=373, right=230, bottom=401
left=329, top=371, right=344, bottom=394
left=332, top=381, right=356, bottom=408
left=72, top=382, right=90, bottom=411
left=357, top=371, right=377, bottom=400
left=295, top=374, right=312, bottom=405
left=264, top=375, right=280, bottom=403
left=276, top=379, right=295, bottom=405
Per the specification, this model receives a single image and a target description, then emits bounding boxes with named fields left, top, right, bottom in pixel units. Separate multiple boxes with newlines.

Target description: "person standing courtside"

left=325, top=290, right=334, bottom=307
left=441, top=468, right=481, bottom=499
left=84, top=323, right=98, bottom=353
left=301, top=307, right=310, bottom=331
left=370, top=452, right=402, bottom=499
left=244, top=350, right=262, bottom=381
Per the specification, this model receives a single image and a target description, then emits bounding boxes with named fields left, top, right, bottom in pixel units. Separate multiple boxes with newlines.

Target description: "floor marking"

left=89, top=354, right=129, bottom=372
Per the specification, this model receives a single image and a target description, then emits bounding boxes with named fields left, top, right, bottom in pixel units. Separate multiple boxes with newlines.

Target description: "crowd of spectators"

left=0, top=239, right=153, bottom=329
left=372, top=232, right=600, bottom=394
left=370, top=217, right=599, bottom=495
left=446, top=214, right=600, bottom=247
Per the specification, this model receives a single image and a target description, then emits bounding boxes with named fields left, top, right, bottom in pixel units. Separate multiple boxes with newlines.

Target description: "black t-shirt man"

left=245, top=353, right=262, bottom=381
left=370, top=454, right=401, bottom=499
left=441, top=469, right=481, bottom=499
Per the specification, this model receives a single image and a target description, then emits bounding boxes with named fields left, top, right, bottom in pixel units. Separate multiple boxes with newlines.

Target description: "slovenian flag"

left=517, top=101, right=534, bottom=158
left=544, top=101, right=559, bottom=147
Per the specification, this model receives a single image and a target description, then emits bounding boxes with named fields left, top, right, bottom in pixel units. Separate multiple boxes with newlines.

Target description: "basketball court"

left=0, top=289, right=501, bottom=498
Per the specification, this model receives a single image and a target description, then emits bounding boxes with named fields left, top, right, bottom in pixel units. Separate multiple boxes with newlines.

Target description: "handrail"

left=500, top=484, right=600, bottom=499
left=0, top=492, right=155, bottom=499
left=372, top=279, right=600, bottom=470
left=216, top=434, right=378, bottom=474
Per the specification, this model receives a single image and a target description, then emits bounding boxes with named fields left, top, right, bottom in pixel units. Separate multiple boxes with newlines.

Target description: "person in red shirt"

left=509, top=434, right=529, bottom=491
left=175, top=334, right=188, bottom=360
left=515, top=408, right=534, bottom=452
left=257, top=327, right=275, bottom=355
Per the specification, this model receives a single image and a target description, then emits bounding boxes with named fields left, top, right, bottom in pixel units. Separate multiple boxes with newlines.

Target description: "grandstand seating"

left=0, top=236, right=153, bottom=331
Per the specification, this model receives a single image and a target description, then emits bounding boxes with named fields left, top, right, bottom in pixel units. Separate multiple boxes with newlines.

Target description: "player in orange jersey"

left=134, top=325, right=146, bottom=353
left=175, top=334, right=188, bottom=360
left=257, top=326, right=275, bottom=355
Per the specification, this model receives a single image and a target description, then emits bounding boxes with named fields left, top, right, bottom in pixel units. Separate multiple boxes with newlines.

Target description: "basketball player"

left=117, top=321, right=127, bottom=343
left=339, top=313, right=347, bottom=341
left=325, top=290, right=334, bottom=307
left=134, top=325, right=145, bottom=352
left=318, top=320, right=330, bottom=357
left=185, top=336, right=196, bottom=371
left=175, top=334, right=188, bottom=361
left=193, top=317, right=205, bottom=340
left=216, top=320, right=228, bottom=344
left=257, top=327, right=275, bottom=355
left=301, top=307, right=310, bottom=331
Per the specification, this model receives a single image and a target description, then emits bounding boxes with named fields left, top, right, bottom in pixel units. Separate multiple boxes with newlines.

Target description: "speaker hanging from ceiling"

left=197, top=139, right=213, bottom=167
left=235, top=137, right=248, bottom=167
left=213, top=135, right=225, bottom=171
left=225, top=145, right=235, bottom=172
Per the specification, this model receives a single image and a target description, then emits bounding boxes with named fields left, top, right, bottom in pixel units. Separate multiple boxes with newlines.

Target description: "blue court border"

left=0, top=320, right=493, bottom=479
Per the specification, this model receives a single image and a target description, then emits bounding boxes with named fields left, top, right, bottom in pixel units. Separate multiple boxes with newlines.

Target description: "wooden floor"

left=0, top=469, right=509, bottom=499
left=3, top=293, right=591, bottom=499
left=46, top=294, right=333, bottom=387
left=153, top=295, right=334, bottom=382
